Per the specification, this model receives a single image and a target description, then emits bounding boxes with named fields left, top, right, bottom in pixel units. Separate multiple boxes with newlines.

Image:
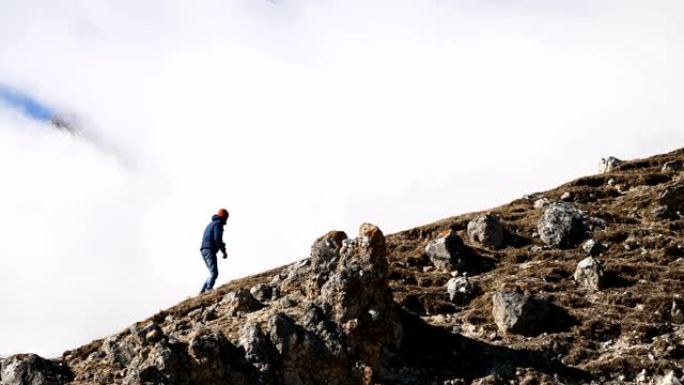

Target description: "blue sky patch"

left=0, top=85, right=54, bottom=122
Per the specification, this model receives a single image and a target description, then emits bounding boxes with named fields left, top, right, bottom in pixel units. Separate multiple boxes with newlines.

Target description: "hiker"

left=199, top=208, right=229, bottom=294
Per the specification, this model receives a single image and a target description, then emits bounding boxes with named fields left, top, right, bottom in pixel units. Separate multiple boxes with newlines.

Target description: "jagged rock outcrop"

left=467, top=215, right=505, bottom=249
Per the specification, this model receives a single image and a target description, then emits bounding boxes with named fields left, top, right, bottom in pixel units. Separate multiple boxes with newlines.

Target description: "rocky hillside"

left=2, top=148, right=684, bottom=385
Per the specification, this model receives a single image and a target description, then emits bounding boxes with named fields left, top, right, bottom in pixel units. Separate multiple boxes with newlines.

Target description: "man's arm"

left=214, top=223, right=227, bottom=257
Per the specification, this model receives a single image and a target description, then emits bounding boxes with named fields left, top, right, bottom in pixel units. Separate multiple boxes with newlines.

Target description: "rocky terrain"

left=2, top=148, right=684, bottom=385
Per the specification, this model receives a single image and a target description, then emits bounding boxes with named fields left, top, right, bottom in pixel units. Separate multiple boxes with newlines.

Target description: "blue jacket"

left=201, top=215, right=226, bottom=253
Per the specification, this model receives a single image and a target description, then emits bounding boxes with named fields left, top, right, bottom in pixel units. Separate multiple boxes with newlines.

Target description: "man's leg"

left=200, top=248, right=219, bottom=293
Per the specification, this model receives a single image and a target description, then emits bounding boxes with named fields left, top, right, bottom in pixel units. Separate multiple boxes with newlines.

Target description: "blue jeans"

left=200, top=248, right=218, bottom=293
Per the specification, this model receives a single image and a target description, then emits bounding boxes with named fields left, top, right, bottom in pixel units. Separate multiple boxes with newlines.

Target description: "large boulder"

left=537, top=203, right=589, bottom=248
left=467, top=215, right=505, bottom=249
left=491, top=292, right=559, bottom=336
left=425, top=230, right=466, bottom=271
left=0, top=354, right=72, bottom=385
left=573, top=257, right=604, bottom=291
left=264, top=223, right=403, bottom=384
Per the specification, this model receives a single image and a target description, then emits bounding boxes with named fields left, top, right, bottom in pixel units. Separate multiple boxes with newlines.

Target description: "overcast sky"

left=1, top=0, right=683, bottom=356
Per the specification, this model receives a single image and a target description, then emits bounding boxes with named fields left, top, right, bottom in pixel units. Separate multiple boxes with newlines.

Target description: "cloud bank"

left=1, top=0, right=684, bottom=355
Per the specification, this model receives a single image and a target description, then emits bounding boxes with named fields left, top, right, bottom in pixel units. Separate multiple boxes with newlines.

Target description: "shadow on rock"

left=394, top=311, right=590, bottom=384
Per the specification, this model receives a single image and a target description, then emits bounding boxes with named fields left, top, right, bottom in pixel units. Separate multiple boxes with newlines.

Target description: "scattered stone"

left=543, top=273, right=562, bottom=283
left=658, top=371, right=683, bottom=385
left=250, top=283, right=274, bottom=302
left=422, top=266, right=434, bottom=273
left=599, top=157, right=623, bottom=173
left=425, top=230, right=466, bottom=271
left=221, top=288, right=264, bottom=315
left=653, top=205, right=672, bottom=219
left=491, top=291, right=559, bottom=336
left=471, top=374, right=504, bottom=385
left=662, top=160, right=684, bottom=173
left=582, top=239, right=607, bottom=256
left=130, top=322, right=165, bottom=345
left=0, top=354, right=72, bottom=385
left=624, top=236, right=640, bottom=251
left=607, top=178, right=617, bottom=186
left=537, top=203, right=589, bottom=248
left=446, top=276, right=475, bottom=305
left=636, top=369, right=648, bottom=385
left=279, top=296, right=295, bottom=308
left=467, top=214, right=505, bottom=249
left=530, top=245, right=544, bottom=253
left=672, top=299, right=684, bottom=324
left=560, top=192, right=573, bottom=202
left=574, top=257, right=604, bottom=291
left=533, top=198, right=551, bottom=210
left=660, top=183, right=684, bottom=212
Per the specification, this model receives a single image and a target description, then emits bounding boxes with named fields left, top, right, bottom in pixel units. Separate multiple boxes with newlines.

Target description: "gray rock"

left=660, top=182, right=684, bottom=212
left=129, top=322, right=165, bottom=345
left=491, top=291, right=554, bottom=336
left=662, top=160, right=684, bottom=173
left=652, top=205, right=672, bottom=219
left=672, top=299, right=684, bottom=324
left=102, top=333, right=138, bottom=368
left=537, top=203, right=589, bottom=248
left=446, top=276, right=475, bottom=305
left=582, top=239, right=607, bottom=256
left=599, top=156, right=623, bottom=173
left=574, top=257, right=604, bottom=291
left=533, top=198, right=551, bottom=210
left=310, top=231, right=348, bottom=270
left=268, top=313, right=300, bottom=356
left=187, top=329, right=227, bottom=366
left=657, top=371, right=683, bottom=385
left=0, top=354, right=72, bottom=385
left=467, top=215, right=505, bottom=249
left=221, top=288, right=264, bottom=315
left=425, top=230, right=466, bottom=271
left=560, top=192, right=573, bottom=202
left=250, top=283, right=274, bottom=302
left=238, top=323, right=276, bottom=371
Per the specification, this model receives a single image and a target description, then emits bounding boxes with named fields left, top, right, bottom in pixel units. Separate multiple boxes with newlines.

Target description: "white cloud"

left=1, top=0, right=684, bottom=356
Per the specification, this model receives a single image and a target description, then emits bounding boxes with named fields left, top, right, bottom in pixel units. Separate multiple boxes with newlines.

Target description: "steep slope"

left=2, top=148, right=684, bottom=385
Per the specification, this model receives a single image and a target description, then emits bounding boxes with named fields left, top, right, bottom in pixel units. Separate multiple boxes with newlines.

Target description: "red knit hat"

left=217, top=208, right=229, bottom=218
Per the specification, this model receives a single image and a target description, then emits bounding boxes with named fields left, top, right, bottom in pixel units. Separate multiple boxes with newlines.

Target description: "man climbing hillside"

left=199, top=208, right=229, bottom=294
